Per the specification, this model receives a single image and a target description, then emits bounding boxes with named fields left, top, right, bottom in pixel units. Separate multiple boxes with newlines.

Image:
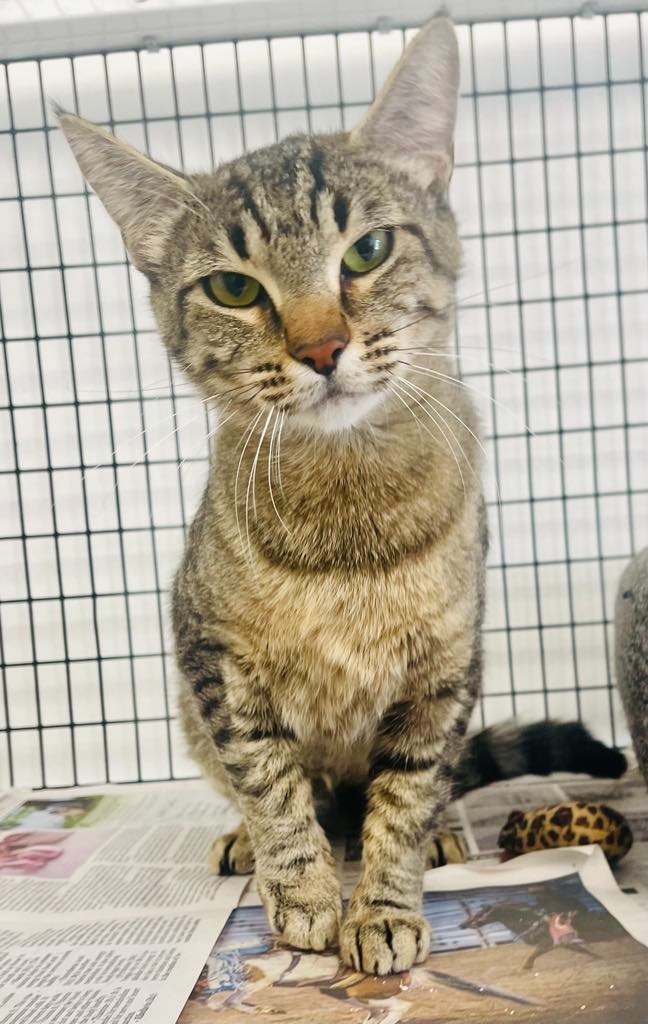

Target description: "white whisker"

left=397, top=346, right=533, bottom=371
left=267, top=409, right=292, bottom=535
left=275, top=409, right=287, bottom=500
left=399, top=376, right=479, bottom=470
left=387, top=383, right=438, bottom=449
left=173, top=402, right=236, bottom=492
left=393, top=379, right=466, bottom=494
left=126, top=407, right=209, bottom=471
left=245, top=408, right=274, bottom=563
left=250, top=408, right=274, bottom=522
left=454, top=259, right=578, bottom=309
left=401, top=361, right=513, bottom=418
left=401, top=376, right=498, bottom=502
left=398, top=353, right=556, bottom=440
left=75, top=378, right=193, bottom=397
left=234, top=409, right=264, bottom=561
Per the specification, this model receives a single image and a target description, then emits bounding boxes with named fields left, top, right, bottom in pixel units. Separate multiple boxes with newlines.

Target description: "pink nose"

left=292, top=332, right=349, bottom=377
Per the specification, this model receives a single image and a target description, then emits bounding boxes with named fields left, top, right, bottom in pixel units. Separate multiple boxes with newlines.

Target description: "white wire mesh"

left=1, top=12, right=647, bottom=788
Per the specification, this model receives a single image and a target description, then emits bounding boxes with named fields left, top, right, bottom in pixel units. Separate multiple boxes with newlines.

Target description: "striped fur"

left=58, top=18, right=623, bottom=976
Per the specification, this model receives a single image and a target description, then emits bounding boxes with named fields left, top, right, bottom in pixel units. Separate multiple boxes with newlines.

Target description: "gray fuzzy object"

left=615, top=546, right=648, bottom=786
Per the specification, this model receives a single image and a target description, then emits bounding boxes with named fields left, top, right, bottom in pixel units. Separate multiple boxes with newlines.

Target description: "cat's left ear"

left=352, top=17, right=459, bottom=189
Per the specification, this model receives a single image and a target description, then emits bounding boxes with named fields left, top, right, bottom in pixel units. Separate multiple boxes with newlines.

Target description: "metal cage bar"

left=1, top=11, right=647, bottom=788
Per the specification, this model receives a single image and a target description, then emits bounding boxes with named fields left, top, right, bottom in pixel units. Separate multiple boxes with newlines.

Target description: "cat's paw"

left=340, top=907, right=430, bottom=975
left=258, top=864, right=342, bottom=952
left=425, top=829, right=468, bottom=868
left=208, top=823, right=255, bottom=876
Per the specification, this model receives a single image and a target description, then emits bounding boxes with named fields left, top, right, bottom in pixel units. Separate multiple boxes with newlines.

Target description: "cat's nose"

left=290, top=330, right=349, bottom=377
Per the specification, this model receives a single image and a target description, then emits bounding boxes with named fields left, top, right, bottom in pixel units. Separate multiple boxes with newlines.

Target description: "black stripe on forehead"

left=281, top=151, right=299, bottom=193
left=228, top=174, right=271, bottom=243
left=308, top=145, right=327, bottom=224
left=227, top=223, right=248, bottom=261
left=333, top=194, right=348, bottom=233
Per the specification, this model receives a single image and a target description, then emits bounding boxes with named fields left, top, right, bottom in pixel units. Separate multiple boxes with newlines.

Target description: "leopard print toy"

left=498, top=802, right=633, bottom=865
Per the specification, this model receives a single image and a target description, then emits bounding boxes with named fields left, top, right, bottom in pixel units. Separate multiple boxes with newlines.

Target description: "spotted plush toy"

left=498, top=802, right=633, bottom=865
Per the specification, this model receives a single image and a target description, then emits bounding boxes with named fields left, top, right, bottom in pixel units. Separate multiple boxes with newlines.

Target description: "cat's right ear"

left=352, top=17, right=459, bottom=189
left=57, top=109, right=192, bottom=277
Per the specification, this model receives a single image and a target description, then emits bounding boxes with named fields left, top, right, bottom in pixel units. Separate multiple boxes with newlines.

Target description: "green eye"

left=342, top=229, right=392, bottom=276
left=205, top=271, right=262, bottom=307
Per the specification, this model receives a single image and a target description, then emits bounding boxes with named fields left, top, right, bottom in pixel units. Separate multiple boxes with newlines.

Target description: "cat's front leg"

left=180, top=643, right=342, bottom=951
left=339, top=657, right=478, bottom=974
left=251, top=771, right=342, bottom=953
left=216, top=731, right=342, bottom=950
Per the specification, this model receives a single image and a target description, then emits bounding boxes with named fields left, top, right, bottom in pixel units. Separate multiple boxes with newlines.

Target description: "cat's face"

left=58, top=18, right=460, bottom=434
left=151, top=135, right=460, bottom=432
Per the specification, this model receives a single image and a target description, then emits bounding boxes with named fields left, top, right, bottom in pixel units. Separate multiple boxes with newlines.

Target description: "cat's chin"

left=290, top=391, right=384, bottom=434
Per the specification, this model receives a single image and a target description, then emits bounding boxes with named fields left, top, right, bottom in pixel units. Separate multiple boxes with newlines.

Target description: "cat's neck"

left=207, top=389, right=480, bottom=572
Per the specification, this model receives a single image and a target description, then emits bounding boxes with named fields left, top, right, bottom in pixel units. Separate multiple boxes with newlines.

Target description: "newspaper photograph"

left=178, top=846, right=648, bottom=1024
left=551, top=767, right=648, bottom=914
left=0, top=782, right=249, bottom=1024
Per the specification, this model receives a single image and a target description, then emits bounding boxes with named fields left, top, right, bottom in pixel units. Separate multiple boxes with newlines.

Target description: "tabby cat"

left=59, top=18, right=625, bottom=975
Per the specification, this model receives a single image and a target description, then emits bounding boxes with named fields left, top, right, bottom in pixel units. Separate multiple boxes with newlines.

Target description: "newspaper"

left=178, top=846, right=648, bottom=1024
left=3, top=769, right=646, bottom=1024
left=558, top=767, right=648, bottom=915
left=0, top=781, right=249, bottom=1024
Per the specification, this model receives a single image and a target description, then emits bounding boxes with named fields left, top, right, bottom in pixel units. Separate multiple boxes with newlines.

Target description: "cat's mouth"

left=308, top=382, right=365, bottom=408
left=292, top=380, right=385, bottom=433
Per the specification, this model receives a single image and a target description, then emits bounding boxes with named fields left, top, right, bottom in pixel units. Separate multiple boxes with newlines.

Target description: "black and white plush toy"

left=615, top=547, right=648, bottom=786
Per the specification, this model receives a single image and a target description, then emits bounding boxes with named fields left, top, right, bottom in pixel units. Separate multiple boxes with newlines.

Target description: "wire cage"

left=1, top=1, right=647, bottom=790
